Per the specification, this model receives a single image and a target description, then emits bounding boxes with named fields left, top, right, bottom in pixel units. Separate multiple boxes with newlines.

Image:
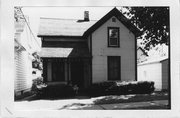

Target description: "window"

left=108, top=27, right=119, bottom=47
left=108, top=56, right=121, bottom=80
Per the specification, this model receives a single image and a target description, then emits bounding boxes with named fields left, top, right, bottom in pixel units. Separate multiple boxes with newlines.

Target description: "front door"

left=52, top=61, right=65, bottom=82
left=71, top=62, right=84, bottom=88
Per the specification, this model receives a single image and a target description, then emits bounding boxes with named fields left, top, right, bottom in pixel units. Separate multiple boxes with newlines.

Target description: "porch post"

left=47, top=60, right=52, bottom=82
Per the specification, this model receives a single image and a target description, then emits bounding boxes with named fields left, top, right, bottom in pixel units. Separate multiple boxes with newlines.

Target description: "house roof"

left=137, top=46, right=148, bottom=56
left=38, top=18, right=97, bottom=37
left=138, top=56, right=168, bottom=66
left=38, top=7, right=141, bottom=37
left=40, top=42, right=91, bottom=58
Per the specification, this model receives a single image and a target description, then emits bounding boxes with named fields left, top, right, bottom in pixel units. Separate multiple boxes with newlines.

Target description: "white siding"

left=91, top=16, right=135, bottom=83
left=14, top=19, right=40, bottom=96
left=14, top=50, right=33, bottom=94
left=138, top=62, right=162, bottom=90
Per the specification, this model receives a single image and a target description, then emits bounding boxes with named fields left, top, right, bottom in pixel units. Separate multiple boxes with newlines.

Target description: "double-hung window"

left=108, top=27, right=119, bottom=47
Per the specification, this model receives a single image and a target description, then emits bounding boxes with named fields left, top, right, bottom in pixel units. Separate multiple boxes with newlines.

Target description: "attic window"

left=108, top=27, right=119, bottom=47
left=112, top=18, right=116, bottom=22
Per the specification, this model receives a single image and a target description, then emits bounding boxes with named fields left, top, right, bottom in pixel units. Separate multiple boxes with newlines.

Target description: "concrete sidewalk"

left=15, top=99, right=168, bottom=110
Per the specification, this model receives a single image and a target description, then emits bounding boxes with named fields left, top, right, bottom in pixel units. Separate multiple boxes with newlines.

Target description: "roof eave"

left=37, top=35, right=84, bottom=38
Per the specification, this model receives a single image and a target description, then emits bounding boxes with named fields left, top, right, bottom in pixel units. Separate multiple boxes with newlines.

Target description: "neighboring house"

left=137, top=56, right=169, bottom=91
left=137, top=46, right=148, bottom=63
left=38, top=8, right=141, bottom=89
left=14, top=16, right=41, bottom=97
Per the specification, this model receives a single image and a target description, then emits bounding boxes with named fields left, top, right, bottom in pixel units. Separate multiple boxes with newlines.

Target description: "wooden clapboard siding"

left=137, top=58, right=169, bottom=91
left=15, top=50, right=32, bottom=94
left=91, top=16, right=135, bottom=83
left=138, top=62, right=162, bottom=90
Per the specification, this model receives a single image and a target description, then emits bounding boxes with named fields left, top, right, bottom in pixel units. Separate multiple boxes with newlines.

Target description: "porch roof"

left=40, top=46, right=91, bottom=58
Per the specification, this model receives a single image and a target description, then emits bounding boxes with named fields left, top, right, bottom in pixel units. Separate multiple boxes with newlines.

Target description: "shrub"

left=42, top=83, right=76, bottom=98
left=87, top=81, right=117, bottom=96
left=31, top=77, right=47, bottom=96
left=88, top=81, right=155, bottom=96
left=32, top=52, right=43, bottom=70
left=135, top=81, right=155, bottom=94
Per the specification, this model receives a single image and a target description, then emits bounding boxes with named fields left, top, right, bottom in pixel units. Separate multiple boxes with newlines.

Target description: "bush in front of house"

left=108, top=81, right=155, bottom=94
left=87, top=81, right=117, bottom=96
left=42, top=83, right=76, bottom=98
left=87, top=81, right=155, bottom=96
left=134, top=81, right=155, bottom=93
left=31, top=77, right=47, bottom=96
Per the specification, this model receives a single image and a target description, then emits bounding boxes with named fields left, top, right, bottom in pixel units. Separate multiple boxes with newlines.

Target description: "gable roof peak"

left=83, top=7, right=141, bottom=37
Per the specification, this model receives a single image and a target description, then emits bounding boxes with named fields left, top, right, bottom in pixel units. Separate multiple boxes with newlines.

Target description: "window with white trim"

left=108, top=27, right=119, bottom=47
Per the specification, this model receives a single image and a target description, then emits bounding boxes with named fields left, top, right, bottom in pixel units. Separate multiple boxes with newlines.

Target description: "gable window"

left=108, top=27, right=119, bottom=47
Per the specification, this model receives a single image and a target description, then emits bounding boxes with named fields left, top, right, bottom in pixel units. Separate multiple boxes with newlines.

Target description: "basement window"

left=108, top=27, right=119, bottom=47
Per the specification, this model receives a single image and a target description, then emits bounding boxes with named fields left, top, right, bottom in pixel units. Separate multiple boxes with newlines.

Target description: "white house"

left=14, top=15, right=41, bottom=97
left=138, top=56, right=169, bottom=91
left=38, top=8, right=141, bottom=88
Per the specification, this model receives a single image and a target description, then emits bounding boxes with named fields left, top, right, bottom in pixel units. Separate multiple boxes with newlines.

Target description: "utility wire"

left=19, top=7, right=41, bottom=48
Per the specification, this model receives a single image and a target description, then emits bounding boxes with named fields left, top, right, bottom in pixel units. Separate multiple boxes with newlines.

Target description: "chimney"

left=84, top=11, right=89, bottom=21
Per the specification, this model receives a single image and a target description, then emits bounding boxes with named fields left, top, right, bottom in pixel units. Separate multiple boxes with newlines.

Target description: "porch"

left=42, top=58, right=91, bottom=89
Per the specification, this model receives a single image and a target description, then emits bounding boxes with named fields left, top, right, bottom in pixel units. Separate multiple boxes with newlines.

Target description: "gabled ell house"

left=38, top=8, right=141, bottom=89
